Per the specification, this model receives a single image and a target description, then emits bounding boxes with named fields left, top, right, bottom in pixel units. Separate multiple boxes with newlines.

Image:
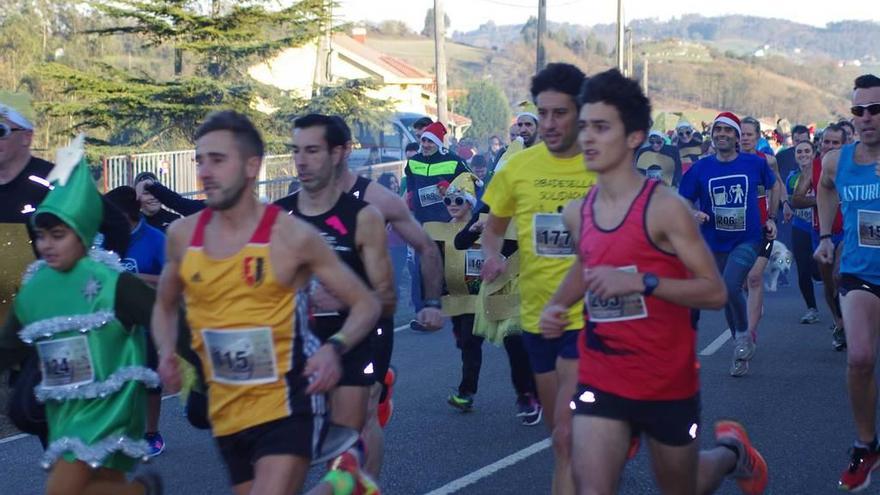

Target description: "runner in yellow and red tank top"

left=150, top=111, right=380, bottom=495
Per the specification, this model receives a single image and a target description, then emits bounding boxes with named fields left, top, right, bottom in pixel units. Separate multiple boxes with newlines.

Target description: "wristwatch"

left=327, top=334, right=346, bottom=356
left=642, top=273, right=659, bottom=297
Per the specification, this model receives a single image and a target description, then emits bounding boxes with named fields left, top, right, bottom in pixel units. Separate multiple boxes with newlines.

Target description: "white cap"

left=0, top=104, right=34, bottom=130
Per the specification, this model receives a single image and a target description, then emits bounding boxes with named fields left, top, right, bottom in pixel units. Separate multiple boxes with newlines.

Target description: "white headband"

left=516, top=112, right=538, bottom=123
left=0, top=105, right=33, bottom=130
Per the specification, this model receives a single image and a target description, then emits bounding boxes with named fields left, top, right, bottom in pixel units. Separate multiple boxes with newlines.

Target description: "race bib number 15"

left=203, top=327, right=279, bottom=385
left=858, top=210, right=880, bottom=248
left=533, top=213, right=573, bottom=257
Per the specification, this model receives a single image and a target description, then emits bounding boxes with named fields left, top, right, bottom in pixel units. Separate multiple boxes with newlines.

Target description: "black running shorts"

left=572, top=384, right=701, bottom=447
left=216, top=415, right=319, bottom=485
left=839, top=274, right=880, bottom=300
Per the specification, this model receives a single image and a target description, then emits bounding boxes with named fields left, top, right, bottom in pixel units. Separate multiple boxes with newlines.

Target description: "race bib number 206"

left=533, top=213, right=574, bottom=257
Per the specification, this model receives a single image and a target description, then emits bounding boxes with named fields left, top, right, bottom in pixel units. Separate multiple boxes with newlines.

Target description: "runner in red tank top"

left=539, top=69, right=768, bottom=495
left=791, top=124, right=847, bottom=349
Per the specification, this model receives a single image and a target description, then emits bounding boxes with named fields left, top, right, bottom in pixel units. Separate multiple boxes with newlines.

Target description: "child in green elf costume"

left=0, top=136, right=162, bottom=494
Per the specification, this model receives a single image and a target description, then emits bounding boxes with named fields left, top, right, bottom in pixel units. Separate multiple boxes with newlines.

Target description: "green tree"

left=459, top=80, right=510, bottom=144
left=421, top=7, right=451, bottom=37
left=36, top=0, right=392, bottom=153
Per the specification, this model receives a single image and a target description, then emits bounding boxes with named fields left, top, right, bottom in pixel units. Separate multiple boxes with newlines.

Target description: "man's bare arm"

left=545, top=199, right=585, bottom=309
left=151, top=219, right=189, bottom=390
left=357, top=205, right=396, bottom=317
left=817, top=150, right=842, bottom=236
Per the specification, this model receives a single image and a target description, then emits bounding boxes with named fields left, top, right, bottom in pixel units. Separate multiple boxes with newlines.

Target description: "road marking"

left=0, top=433, right=28, bottom=445
left=422, top=438, right=551, bottom=495
left=699, top=329, right=731, bottom=356
left=394, top=324, right=409, bottom=333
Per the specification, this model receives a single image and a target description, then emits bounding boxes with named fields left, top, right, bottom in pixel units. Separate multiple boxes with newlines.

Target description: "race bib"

left=709, top=174, right=749, bottom=232
left=585, top=266, right=648, bottom=323
left=533, top=213, right=574, bottom=257
left=465, top=249, right=484, bottom=276
left=714, top=207, right=746, bottom=231
left=858, top=210, right=880, bottom=248
left=202, top=327, right=278, bottom=385
left=36, top=336, right=95, bottom=389
left=418, top=185, right=443, bottom=207
left=795, top=207, right=813, bottom=224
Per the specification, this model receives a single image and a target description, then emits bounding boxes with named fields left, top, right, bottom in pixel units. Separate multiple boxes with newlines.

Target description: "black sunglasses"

left=851, top=103, right=880, bottom=117
left=444, top=196, right=465, bottom=206
left=678, top=130, right=693, bottom=136
left=649, top=138, right=663, bottom=144
left=0, top=123, right=27, bottom=139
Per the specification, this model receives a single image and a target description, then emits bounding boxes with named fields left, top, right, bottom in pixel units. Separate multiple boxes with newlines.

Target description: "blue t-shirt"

left=121, top=218, right=166, bottom=275
left=679, top=153, right=776, bottom=252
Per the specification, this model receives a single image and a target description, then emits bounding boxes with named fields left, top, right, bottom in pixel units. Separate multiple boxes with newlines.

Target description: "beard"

left=208, top=175, right=249, bottom=211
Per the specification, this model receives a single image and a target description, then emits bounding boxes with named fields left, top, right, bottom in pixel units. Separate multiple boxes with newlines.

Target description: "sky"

left=337, top=0, right=877, bottom=33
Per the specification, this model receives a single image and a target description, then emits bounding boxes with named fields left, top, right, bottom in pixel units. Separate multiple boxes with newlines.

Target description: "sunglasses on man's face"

left=851, top=103, right=880, bottom=118
left=649, top=138, right=663, bottom=145
left=0, top=123, right=27, bottom=139
left=444, top=196, right=465, bottom=206
left=678, top=130, right=692, bottom=137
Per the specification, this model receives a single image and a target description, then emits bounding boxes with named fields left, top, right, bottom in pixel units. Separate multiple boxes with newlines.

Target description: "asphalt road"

left=0, top=282, right=864, bottom=494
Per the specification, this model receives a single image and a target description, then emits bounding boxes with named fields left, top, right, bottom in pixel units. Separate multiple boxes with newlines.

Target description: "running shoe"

left=714, top=420, right=768, bottom=495
left=145, top=432, right=165, bottom=457
left=377, top=367, right=396, bottom=428
left=447, top=392, right=474, bottom=412
left=734, top=333, right=756, bottom=361
left=839, top=444, right=880, bottom=492
left=328, top=451, right=380, bottom=495
left=800, top=308, right=820, bottom=324
left=833, top=325, right=847, bottom=352
left=134, top=470, right=164, bottom=495
left=516, top=396, right=542, bottom=426
left=730, top=357, right=749, bottom=377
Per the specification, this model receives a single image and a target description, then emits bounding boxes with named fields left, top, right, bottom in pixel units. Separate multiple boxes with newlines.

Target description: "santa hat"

left=713, top=112, right=741, bottom=137
left=421, top=122, right=447, bottom=148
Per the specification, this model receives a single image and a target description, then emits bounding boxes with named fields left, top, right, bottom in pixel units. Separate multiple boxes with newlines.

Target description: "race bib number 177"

left=533, top=213, right=574, bottom=257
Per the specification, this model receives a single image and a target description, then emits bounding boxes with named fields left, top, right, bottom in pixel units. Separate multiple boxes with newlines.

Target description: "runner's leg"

left=841, top=289, right=880, bottom=443
left=648, top=439, right=699, bottom=495
left=330, top=386, right=370, bottom=432
left=247, top=454, right=310, bottom=495
left=552, top=356, right=578, bottom=495
left=792, top=228, right=818, bottom=311
left=571, top=416, right=631, bottom=494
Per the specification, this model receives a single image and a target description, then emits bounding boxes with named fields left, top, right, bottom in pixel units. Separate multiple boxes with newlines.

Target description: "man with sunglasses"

left=676, top=120, right=703, bottom=174
left=815, top=74, right=880, bottom=492
left=0, top=100, right=132, bottom=446
left=404, top=121, right=470, bottom=224
left=636, top=130, right=683, bottom=187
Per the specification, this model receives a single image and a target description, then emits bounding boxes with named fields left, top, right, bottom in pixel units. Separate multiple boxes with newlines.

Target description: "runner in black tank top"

left=276, top=191, right=377, bottom=387
left=342, top=174, right=396, bottom=396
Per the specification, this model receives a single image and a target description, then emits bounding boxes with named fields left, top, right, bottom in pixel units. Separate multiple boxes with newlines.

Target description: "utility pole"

left=313, top=0, right=333, bottom=95
left=434, top=0, right=449, bottom=128
left=626, top=28, right=633, bottom=77
left=616, top=0, right=625, bottom=73
left=536, top=0, right=547, bottom=72
left=642, top=55, right=649, bottom=97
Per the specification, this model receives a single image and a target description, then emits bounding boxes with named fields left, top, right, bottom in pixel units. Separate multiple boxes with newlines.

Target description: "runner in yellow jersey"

left=151, top=111, right=380, bottom=495
left=481, top=63, right=595, bottom=495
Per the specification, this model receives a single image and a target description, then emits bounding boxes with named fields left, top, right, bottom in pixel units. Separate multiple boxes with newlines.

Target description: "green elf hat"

left=34, top=135, right=103, bottom=247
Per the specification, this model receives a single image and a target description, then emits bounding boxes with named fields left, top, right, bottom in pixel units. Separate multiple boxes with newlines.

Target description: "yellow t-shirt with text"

left=482, top=143, right=596, bottom=334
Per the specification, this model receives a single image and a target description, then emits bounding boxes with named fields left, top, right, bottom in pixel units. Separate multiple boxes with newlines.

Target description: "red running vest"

left=577, top=180, right=699, bottom=400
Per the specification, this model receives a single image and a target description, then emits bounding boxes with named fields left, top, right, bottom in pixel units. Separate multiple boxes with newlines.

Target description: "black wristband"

left=819, top=234, right=833, bottom=240
left=423, top=298, right=442, bottom=309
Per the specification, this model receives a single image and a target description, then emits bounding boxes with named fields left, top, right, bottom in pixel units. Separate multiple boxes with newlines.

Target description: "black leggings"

left=791, top=227, right=818, bottom=309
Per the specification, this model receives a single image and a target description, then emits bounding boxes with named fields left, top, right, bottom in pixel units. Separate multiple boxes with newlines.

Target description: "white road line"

left=699, top=329, right=732, bottom=356
left=394, top=324, right=409, bottom=333
left=0, top=433, right=28, bottom=445
left=422, top=438, right=551, bottom=495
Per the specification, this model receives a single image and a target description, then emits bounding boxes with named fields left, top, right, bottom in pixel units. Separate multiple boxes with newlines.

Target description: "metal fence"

left=101, top=149, right=405, bottom=203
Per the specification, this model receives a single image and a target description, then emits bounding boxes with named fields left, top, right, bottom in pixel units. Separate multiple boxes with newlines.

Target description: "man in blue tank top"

left=815, top=74, right=880, bottom=492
